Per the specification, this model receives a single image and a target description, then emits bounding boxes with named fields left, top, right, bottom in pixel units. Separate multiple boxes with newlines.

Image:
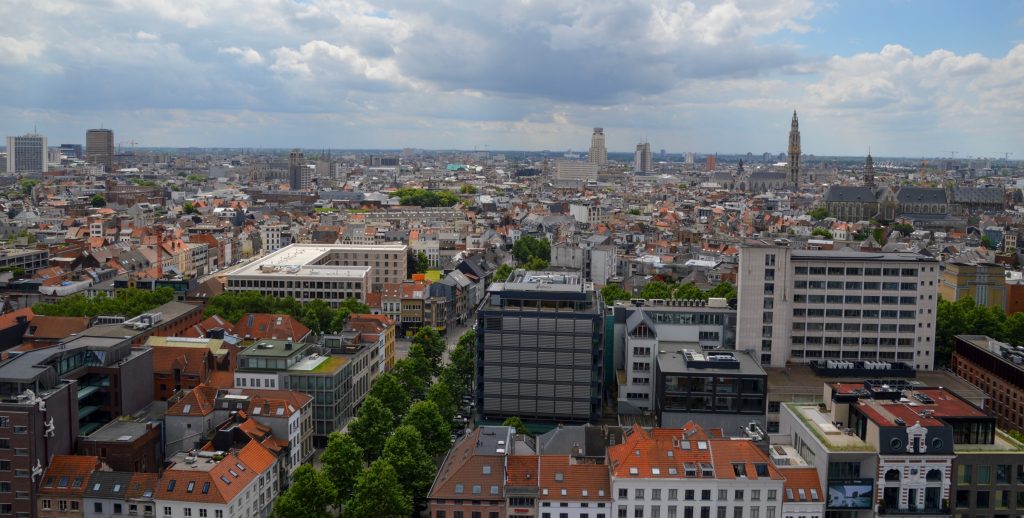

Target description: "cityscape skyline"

left=0, top=1, right=1023, bottom=156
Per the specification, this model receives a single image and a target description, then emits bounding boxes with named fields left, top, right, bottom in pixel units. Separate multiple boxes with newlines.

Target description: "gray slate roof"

left=824, top=186, right=877, bottom=203
left=85, top=471, right=134, bottom=500
left=952, top=187, right=1003, bottom=205
left=896, top=187, right=947, bottom=204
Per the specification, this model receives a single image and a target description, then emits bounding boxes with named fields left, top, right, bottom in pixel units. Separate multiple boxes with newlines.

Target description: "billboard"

left=826, top=480, right=874, bottom=509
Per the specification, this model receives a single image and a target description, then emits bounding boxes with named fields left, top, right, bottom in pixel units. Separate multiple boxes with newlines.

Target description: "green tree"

left=299, top=299, right=334, bottom=335
left=502, top=416, right=529, bottom=436
left=493, top=264, right=513, bottom=282
left=271, top=464, right=336, bottom=518
left=394, top=188, right=460, bottom=207
left=18, top=179, right=39, bottom=197
left=381, top=425, right=437, bottom=505
left=412, top=251, right=431, bottom=274
left=91, top=194, right=107, bottom=207
left=893, top=223, right=915, bottom=235
left=600, top=284, right=632, bottom=304
left=412, top=325, right=447, bottom=371
left=348, top=395, right=394, bottom=462
left=402, top=400, right=452, bottom=456
left=523, top=257, right=549, bottom=270
left=640, top=280, right=674, bottom=300
left=446, top=338, right=475, bottom=394
left=673, top=282, right=706, bottom=300
left=345, top=459, right=413, bottom=518
left=328, top=298, right=371, bottom=332
left=182, top=201, right=199, bottom=214
left=460, top=184, right=478, bottom=194
left=33, top=287, right=175, bottom=318
left=981, top=235, right=997, bottom=249
left=319, top=432, right=364, bottom=507
left=705, top=282, right=737, bottom=300
left=426, top=380, right=459, bottom=422
left=807, top=207, right=830, bottom=220
left=512, top=235, right=551, bottom=263
left=393, top=355, right=431, bottom=401
left=366, top=373, right=410, bottom=426
left=811, top=227, right=833, bottom=239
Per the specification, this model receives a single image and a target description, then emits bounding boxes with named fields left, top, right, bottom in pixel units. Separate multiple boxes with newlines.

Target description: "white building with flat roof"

left=228, top=243, right=408, bottom=298
left=737, top=245, right=939, bottom=371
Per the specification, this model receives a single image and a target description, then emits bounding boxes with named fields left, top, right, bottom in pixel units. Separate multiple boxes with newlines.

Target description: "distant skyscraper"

left=705, top=154, right=717, bottom=171
left=288, top=149, right=309, bottom=191
left=787, top=110, right=801, bottom=186
left=6, top=133, right=47, bottom=173
left=685, top=152, right=695, bottom=165
left=634, top=142, right=651, bottom=172
left=59, top=144, right=82, bottom=159
left=588, top=128, right=607, bottom=165
left=86, top=128, right=115, bottom=172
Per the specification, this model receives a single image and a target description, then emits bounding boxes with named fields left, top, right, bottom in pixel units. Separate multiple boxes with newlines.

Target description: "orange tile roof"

left=126, top=472, right=159, bottom=500
left=538, top=456, right=611, bottom=502
left=166, top=385, right=219, bottom=417
left=234, top=313, right=309, bottom=341
left=782, top=467, right=824, bottom=502
left=39, top=455, right=101, bottom=496
left=157, top=440, right=277, bottom=505
left=0, top=307, right=33, bottom=331
left=151, top=347, right=212, bottom=378
left=709, top=439, right=784, bottom=480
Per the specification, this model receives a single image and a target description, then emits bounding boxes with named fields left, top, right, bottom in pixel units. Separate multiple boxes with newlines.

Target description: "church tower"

left=864, top=151, right=875, bottom=187
left=787, top=110, right=801, bottom=186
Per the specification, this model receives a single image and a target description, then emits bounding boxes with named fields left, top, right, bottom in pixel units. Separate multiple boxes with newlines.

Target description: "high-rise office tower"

left=588, top=128, right=607, bottom=165
left=788, top=110, right=801, bottom=186
left=634, top=142, right=651, bottom=172
left=6, top=133, right=48, bottom=173
left=86, top=128, right=115, bottom=172
left=736, top=245, right=938, bottom=371
left=288, top=149, right=310, bottom=191
left=705, top=154, right=717, bottom=171
left=476, top=270, right=603, bottom=423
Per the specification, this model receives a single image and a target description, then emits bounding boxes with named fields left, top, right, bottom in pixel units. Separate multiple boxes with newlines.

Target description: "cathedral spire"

left=864, top=148, right=875, bottom=187
left=788, top=110, right=801, bottom=187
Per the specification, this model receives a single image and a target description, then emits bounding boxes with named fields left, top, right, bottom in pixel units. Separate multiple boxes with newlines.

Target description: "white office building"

left=6, top=133, right=48, bottom=173
left=736, top=246, right=939, bottom=370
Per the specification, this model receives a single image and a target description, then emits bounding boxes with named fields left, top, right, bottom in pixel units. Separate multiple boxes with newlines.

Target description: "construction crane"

left=117, top=140, right=138, bottom=154
left=995, top=152, right=1014, bottom=161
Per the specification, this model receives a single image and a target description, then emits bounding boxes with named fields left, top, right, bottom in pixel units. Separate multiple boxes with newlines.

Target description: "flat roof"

left=230, top=243, right=407, bottom=277
left=766, top=364, right=987, bottom=407
left=83, top=419, right=153, bottom=443
left=790, top=249, right=937, bottom=262
left=238, top=340, right=310, bottom=358
left=491, top=270, right=591, bottom=295
left=657, top=349, right=765, bottom=376
left=290, top=354, right=348, bottom=374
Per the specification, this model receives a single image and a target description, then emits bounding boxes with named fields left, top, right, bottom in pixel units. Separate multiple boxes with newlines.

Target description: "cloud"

left=219, top=46, right=263, bottom=65
left=135, top=31, right=160, bottom=41
left=0, top=36, right=45, bottom=65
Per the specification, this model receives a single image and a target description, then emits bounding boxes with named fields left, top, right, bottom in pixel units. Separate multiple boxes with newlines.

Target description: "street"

left=393, top=323, right=472, bottom=362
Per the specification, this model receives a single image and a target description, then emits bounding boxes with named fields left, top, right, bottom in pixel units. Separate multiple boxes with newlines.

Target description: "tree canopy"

left=502, top=416, right=529, bottom=436
left=402, top=400, right=452, bottom=456
left=366, top=373, right=410, bottom=427
left=33, top=287, right=175, bottom=318
left=807, top=207, right=830, bottom=220
left=345, top=459, right=413, bottom=518
left=635, top=281, right=736, bottom=302
left=512, top=235, right=551, bottom=264
left=271, top=464, right=336, bottom=518
left=412, top=251, right=431, bottom=274
left=394, top=188, right=460, bottom=207
left=935, top=296, right=1024, bottom=366
left=381, top=425, right=437, bottom=505
left=493, top=264, right=513, bottom=282
left=203, top=291, right=367, bottom=332
left=348, top=395, right=394, bottom=462
left=318, top=432, right=364, bottom=507
left=90, top=193, right=107, bottom=207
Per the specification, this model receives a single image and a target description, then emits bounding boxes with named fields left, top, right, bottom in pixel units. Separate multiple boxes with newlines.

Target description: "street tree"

left=402, top=400, right=451, bottom=456
left=345, top=459, right=413, bottom=518
left=382, top=425, right=437, bottom=505
left=271, top=464, right=336, bottom=518
left=318, top=432, right=364, bottom=506
left=348, top=395, right=394, bottom=462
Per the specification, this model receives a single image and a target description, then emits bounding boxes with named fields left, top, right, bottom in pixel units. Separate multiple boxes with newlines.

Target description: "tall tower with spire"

left=787, top=110, right=801, bottom=186
left=864, top=151, right=875, bottom=187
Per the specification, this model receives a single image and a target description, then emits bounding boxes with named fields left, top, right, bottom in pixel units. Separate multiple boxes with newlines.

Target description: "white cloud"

left=218, top=46, right=264, bottom=65
left=136, top=31, right=160, bottom=41
left=0, top=36, right=45, bottom=65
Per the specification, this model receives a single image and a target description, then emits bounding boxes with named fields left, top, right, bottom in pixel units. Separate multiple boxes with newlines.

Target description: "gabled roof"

left=429, top=427, right=512, bottom=501
left=538, top=455, right=611, bottom=502
left=166, top=385, right=219, bottom=417
left=39, top=455, right=101, bottom=496
left=233, top=313, right=309, bottom=341
left=157, top=440, right=277, bottom=505
left=24, top=315, right=89, bottom=340
left=85, top=471, right=135, bottom=500
left=781, top=467, right=824, bottom=503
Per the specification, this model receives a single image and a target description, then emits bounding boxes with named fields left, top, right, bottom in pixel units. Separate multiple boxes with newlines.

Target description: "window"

left=767, top=490, right=777, bottom=501
left=636, top=488, right=645, bottom=500
left=653, top=489, right=662, bottom=500
left=702, top=490, right=711, bottom=501
left=200, top=510, right=208, bottom=518
left=733, top=507, right=743, bottom=518
left=164, top=507, right=172, bottom=516
left=42, top=500, right=51, bottom=510
left=185, top=509, right=193, bottom=517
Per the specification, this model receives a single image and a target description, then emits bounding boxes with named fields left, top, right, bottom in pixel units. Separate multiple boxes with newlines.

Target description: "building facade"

left=85, top=129, right=114, bottom=173
left=589, top=128, right=607, bottom=166
left=737, top=246, right=939, bottom=370
left=938, top=262, right=1006, bottom=311
left=7, top=133, right=48, bottom=173
left=476, top=270, right=604, bottom=424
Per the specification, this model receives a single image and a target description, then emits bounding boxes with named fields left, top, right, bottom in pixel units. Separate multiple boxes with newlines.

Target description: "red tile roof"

left=157, top=440, right=277, bottom=505
left=234, top=313, right=309, bottom=341
left=782, top=467, right=824, bottom=502
left=38, top=455, right=101, bottom=496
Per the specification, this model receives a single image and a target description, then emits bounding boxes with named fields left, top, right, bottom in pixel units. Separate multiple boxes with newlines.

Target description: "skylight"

left=182, top=404, right=192, bottom=414
left=651, top=468, right=661, bottom=476
left=187, top=481, right=195, bottom=493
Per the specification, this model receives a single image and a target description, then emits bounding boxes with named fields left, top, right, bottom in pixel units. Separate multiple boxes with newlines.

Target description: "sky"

left=1, top=0, right=1023, bottom=157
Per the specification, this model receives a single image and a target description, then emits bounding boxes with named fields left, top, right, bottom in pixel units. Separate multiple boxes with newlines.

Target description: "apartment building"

left=777, top=380, right=1008, bottom=517
left=610, top=299, right=738, bottom=413
left=476, top=270, right=604, bottom=424
left=737, top=246, right=939, bottom=370
left=154, top=440, right=279, bottom=518
left=938, top=262, right=1007, bottom=311
left=952, top=335, right=1024, bottom=432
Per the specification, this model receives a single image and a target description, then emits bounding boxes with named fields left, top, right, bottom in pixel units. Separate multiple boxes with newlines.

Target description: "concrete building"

left=554, top=160, right=598, bottom=183
left=476, top=270, right=603, bottom=424
left=6, top=133, right=47, bottom=173
left=287, top=149, right=309, bottom=191
left=634, top=142, right=652, bottom=173
left=85, top=129, right=114, bottom=173
left=82, top=471, right=158, bottom=518
left=655, top=349, right=767, bottom=432
left=737, top=245, right=939, bottom=370
left=226, top=243, right=407, bottom=299
left=952, top=335, right=1024, bottom=433
left=550, top=238, right=617, bottom=286
left=609, top=299, right=738, bottom=413
left=0, top=247, right=50, bottom=276
left=258, top=223, right=291, bottom=253
left=938, top=262, right=1007, bottom=311
left=589, top=127, right=607, bottom=165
